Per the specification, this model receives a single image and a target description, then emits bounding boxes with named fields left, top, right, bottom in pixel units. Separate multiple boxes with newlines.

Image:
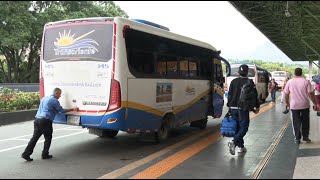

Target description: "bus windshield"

left=230, top=67, right=255, bottom=77
left=272, top=72, right=286, bottom=77
left=43, top=22, right=113, bottom=62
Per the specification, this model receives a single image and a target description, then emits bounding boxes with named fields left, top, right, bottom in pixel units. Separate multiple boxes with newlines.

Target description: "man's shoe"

left=228, top=141, right=236, bottom=155
left=294, top=139, right=301, bottom=144
left=303, top=138, right=311, bottom=143
left=42, top=154, right=53, bottom=159
left=282, top=106, right=290, bottom=114
left=21, top=154, right=33, bottom=161
left=238, top=147, right=247, bottom=153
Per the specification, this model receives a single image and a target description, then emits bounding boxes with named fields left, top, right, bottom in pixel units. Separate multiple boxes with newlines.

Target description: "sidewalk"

left=160, top=100, right=320, bottom=179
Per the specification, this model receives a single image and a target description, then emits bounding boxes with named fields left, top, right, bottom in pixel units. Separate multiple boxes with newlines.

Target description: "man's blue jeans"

left=271, top=91, right=276, bottom=102
left=230, top=109, right=250, bottom=148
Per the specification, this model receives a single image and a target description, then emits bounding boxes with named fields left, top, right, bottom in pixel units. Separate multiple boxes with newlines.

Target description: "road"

left=0, top=93, right=277, bottom=179
left=0, top=112, right=225, bottom=179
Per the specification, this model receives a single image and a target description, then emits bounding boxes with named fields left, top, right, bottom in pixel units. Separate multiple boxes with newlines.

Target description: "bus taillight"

left=40, top=78, right=44, bottom=99
left=107, top=79, right=121, bottom=111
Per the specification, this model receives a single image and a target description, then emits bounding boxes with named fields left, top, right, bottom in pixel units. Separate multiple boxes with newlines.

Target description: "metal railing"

left=0, top=83, right=39, bottom=92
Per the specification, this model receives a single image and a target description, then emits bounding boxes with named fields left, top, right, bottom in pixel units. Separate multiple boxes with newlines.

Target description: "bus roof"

left=115, top=17, right=218, bottom=53
left=230, top=63, right=269, bottom=72
left=45, top=17, right=115, bottom=26
left=271, top=70, right=288, bottom=73
left=231, top=62, right=255, bottom=65
left=130, top=19, right=170, bottom=31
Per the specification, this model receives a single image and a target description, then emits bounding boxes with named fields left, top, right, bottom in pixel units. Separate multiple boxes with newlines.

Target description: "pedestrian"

left=268, top=78, right=278, bottom=103
left=311, top=75, right=320, bottom=116
left=281, top=78, right=289, bottom=103
left=283, top=68, right=316, bottom=144
left=21, top=88, right=79, bottom=161
left=226, top=64, right=260, bottom=155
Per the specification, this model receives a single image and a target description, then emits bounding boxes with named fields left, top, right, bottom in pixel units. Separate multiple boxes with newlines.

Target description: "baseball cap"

left=238, top=64, right=249, bottom=76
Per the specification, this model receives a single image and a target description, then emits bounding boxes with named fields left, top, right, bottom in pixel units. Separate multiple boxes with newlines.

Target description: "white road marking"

left=0, top=126, right=84, bottom=142
left=11, top=139, right=30, bottom=141
left=0, top=130, right=87, bottom=153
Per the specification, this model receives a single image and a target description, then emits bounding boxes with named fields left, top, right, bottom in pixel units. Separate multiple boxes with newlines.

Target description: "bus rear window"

left=230, top=67, right=255, bottom=77
left=43, top=22, right=113, bottom=62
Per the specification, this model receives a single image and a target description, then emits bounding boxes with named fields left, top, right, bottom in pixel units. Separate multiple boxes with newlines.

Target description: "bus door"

left=211, top=58, right=224, bottom=118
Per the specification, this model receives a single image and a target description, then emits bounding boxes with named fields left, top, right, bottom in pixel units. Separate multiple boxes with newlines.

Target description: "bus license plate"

left=67, top=116, right=80, bottom=126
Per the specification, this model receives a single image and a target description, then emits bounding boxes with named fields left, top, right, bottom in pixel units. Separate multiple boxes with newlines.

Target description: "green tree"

left=0, top=1, right=128, bottom=83
left=227, top=58, right=319, bottom=78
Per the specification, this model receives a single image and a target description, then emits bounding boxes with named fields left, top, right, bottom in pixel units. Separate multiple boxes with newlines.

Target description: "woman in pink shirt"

left=283, top=68, right=316, bottom=144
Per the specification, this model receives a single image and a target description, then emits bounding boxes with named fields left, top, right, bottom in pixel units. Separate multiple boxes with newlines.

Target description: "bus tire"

left=154, top=121, right=170, bottom=143
left=101, top=129, right=119, bottom=138
left=199, top=118, right=208, bottom=130
left=190, top=118, right=207, bottom=129
left=259, top=94, right=266, bottom=104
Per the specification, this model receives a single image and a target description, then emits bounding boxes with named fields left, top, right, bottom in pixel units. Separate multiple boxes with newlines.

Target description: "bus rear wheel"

left=199, top=119, right=208, bottom=129
left=190, top=118, right=207, bottom=129
left=154, top=121, right=170, bottom=143
left=101, top=129, right=119, bottom=138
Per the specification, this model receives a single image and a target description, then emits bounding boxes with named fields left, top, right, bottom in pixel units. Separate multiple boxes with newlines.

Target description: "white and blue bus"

left=40, top=17, right=230, bottom=142
left=225, top=63, right=270, bottom=103
left=271, top=71, right=290, bottom=88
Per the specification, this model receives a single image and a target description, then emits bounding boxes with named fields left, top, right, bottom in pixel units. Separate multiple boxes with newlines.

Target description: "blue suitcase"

left=220, top=111, right=238, bottom=137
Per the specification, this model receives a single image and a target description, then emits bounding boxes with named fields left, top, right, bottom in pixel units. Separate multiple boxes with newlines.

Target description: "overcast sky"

left=114, top=1, right=299, bottom=64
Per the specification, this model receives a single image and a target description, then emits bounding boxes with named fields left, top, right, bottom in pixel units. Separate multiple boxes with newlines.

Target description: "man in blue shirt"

left=21, top=88, right=79, bottom=161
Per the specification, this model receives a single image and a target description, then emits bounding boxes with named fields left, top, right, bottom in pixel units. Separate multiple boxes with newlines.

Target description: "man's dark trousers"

left=291, top=108, right=310, bottom=140
left=231, top=109, right=250, bottom=148
left=22, top=118, right=53, bottom=156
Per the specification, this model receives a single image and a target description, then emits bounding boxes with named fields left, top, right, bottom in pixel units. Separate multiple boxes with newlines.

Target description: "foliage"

left=0, top=1, right=128, bottom=83
left=0, top=87, right=40, bottom=112
left=227, top=59, right=318, bottom=77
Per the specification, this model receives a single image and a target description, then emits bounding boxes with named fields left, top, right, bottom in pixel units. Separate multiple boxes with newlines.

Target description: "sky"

left=114, top=1, right=306, bottom=65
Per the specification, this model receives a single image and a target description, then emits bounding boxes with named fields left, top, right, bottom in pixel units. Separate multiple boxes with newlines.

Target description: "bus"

left=271, top=71, right=290, bottom=88
left=40, top=17, right=230, bottom=142
left=225, top=63, right=270, bottom=103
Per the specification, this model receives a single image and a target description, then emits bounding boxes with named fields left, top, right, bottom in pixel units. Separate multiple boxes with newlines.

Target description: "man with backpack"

left=226, top=64, right=260, bottom=155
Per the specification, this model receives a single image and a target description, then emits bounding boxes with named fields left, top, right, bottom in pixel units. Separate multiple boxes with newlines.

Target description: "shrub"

left=0, top=87, right=40, bottom=112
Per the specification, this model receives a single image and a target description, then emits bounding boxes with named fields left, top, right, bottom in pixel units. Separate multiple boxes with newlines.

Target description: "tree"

left=0, top=1, right=128, bottom=83
left=227, top=58, right=318, bottom=78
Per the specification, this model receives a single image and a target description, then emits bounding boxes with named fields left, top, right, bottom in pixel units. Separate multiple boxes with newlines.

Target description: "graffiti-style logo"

left=185, top=86, right=195, bottom=96
left=54, top=30, right=99, bottom=56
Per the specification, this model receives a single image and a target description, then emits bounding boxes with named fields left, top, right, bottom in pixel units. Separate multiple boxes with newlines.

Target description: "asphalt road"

left=0, top=94, right=277, bottom=179
left=0, top=112, right=225, bottom=179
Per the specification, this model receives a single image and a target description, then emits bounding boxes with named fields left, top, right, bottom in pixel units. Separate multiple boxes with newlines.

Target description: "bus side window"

left=189, top=59, right=199, bottom=77
left=167, top=59, right=178, bottom=76
left=258, top=71, right=265, bottom=82
left=157, top=61, right=166, bottom=75
left=199, top=58, right=210, bottom=79
left=179, top=59, right=189, bottom=77
left=129, top=49, right=154, bottom=75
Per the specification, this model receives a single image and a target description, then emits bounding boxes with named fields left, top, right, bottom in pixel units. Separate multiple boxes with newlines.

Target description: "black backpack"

left=238, top=79, right=258, bottom=111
